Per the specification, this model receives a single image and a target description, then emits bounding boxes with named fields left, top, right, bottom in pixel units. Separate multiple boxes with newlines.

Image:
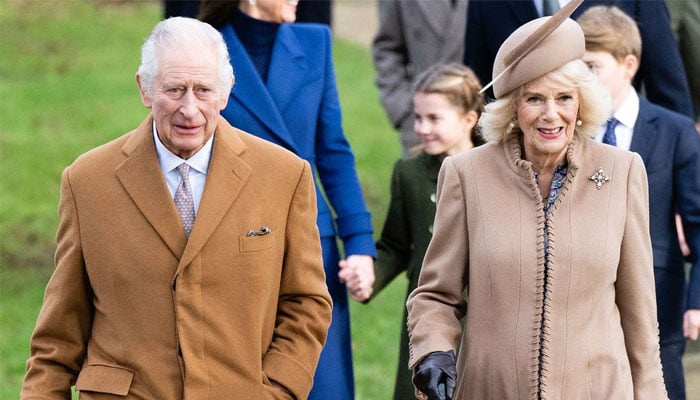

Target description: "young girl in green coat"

left=340, top=63, right=483, bottom=400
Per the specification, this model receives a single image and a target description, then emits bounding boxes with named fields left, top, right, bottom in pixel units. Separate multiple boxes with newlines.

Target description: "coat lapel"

left=425, top=154, right=442, bottom=182
left=221, top=25, right=298, bottom=152
left=266, top=24, right=308, bottom=117
left=115, top=116, right=186, bottom=258
left=442, top=0, right=469, bottom=62
left=176, top=117, right=252, bottom=273
left=415, top=0, right=450, bottom=42
left=629, top=98, right=658, bottom=165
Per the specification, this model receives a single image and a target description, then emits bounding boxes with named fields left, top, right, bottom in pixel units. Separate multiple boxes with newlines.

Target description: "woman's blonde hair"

left=478, top=59, right=611, bottom=143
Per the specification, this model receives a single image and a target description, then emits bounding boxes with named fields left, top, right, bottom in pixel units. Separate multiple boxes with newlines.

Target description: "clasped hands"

left=338, top=254, right=375, bottom=302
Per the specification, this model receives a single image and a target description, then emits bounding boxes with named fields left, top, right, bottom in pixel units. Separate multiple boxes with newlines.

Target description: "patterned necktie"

left=542, top=0, right=560, bottom=15
left=174, top=163, right=195, bottom=237
left=602, top=117, right=619, bottom=146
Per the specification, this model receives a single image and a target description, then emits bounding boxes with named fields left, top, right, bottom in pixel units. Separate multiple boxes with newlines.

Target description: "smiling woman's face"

left=242, top=0, right=299, bottom=23
left=516, top=78, right=579, bottom=164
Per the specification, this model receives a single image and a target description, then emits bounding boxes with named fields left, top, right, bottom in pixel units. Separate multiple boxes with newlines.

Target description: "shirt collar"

left=612, top=87, right=639, bottom=129
left=152, top=120, right=214, bottom=175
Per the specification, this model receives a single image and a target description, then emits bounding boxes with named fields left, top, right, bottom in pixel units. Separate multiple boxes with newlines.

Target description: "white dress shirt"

left=152, top=121, right=213, bottom=214
left=594, top=87, right=639, bottom=151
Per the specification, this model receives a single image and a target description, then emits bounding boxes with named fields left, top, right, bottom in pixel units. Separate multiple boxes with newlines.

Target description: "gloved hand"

left=412, top=350, right=457, bottom=400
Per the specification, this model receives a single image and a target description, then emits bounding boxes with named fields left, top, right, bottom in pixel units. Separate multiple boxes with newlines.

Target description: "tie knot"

left=177, top=163, right=190, bottom=178
left=603, top=117, right=619, bottom=146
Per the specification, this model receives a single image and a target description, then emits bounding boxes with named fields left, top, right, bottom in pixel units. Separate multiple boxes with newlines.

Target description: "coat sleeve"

left=674, top=119, right=700, bottom=309
left=312, top=26, right=375, bottom=257
left=463, top=1, right=495, bottom=98
left=371, top=0, right=413, bottom=129
left=22, top=167, right=93, bottom=400
left=668, top=0, right=700, bottom=118
left=372, top=159, right=411, bottom=298
left=263, top=160, right=333, bottom=400
left=615, top=154, right=669, bottom=399
left=406, top=157, right=468, bottom=369
left=634, top=0, right=693, bottom=117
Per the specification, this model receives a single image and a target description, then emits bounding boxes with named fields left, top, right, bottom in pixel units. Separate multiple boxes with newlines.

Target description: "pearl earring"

left=576, top=119, right=582, bottom=126
left=508, top=121, right=515, bottom=131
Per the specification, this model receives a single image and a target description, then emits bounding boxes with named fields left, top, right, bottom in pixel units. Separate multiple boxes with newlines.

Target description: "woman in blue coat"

left=199, top=1, right=376, bottom=399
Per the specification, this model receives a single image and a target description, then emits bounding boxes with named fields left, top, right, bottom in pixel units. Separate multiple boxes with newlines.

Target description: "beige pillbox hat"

left=483, top=0, right=585, bottom=98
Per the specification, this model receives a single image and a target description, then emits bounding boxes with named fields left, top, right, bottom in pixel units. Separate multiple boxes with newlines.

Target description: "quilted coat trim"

left=504, top=134, right=583, bottom=399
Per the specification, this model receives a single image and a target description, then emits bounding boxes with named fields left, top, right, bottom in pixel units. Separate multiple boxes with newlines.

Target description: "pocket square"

left=246, top=226, right=271, bottom=237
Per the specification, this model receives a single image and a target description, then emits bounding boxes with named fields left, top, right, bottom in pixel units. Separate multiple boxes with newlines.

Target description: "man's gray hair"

left=137, top=17, right=234, bottom=98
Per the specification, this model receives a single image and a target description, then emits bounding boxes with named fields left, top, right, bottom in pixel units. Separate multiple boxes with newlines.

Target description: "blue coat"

left=464, top=0, right=694, bottom=118
left=219, top=22, right=376, bottom=400
left=631, top=98, right=700, bottom=399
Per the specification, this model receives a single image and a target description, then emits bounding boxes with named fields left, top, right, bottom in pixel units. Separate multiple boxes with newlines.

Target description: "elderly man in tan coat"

left=21, top=17, right=331, bottom=400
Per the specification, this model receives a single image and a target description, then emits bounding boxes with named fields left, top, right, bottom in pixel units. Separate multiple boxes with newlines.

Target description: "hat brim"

left=481, top=0, right=584, bottom=98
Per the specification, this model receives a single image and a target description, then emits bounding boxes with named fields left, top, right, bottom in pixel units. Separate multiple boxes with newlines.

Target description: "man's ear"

left=136, top=74, right=152, bottom=108
left=622, top=54, right=639, bottom=82
left=218, top=76, right=235, bottom=111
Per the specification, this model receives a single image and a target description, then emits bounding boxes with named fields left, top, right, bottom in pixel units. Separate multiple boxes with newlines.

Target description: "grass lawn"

left=0, top=1, right=405, bottom=399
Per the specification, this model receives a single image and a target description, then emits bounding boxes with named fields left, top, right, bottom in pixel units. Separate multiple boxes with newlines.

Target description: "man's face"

left=582, top=50, right=635, bottom=110
left=138, top=43, right=228, bottom=159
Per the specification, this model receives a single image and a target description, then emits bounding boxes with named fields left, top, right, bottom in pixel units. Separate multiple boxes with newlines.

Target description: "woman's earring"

left=249, top=0, right=256, bottom=5
left=508, top=117, right=517, bottom=131
left=576, top=119, right=583, bottom=127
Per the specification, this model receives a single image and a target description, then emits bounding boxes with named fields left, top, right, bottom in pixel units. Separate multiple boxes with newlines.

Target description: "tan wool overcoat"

left=22, top=116, right=332, bottom=399
left=407, top=134, right=667, bottom=399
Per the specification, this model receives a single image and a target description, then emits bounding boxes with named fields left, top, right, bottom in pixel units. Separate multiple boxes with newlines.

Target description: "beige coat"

left=22, top=116, right=332, bottom=399
left=407, top=135, right=667, bottom=399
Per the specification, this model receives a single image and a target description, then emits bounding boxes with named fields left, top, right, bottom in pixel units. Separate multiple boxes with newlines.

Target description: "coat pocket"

left=239, top=230, right=277, bottom=252
left=75, top=364, right=134, bottom=396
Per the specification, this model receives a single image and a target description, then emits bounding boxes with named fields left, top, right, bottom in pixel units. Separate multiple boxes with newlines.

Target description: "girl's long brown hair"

left=197, top=1, right=241, bottom=29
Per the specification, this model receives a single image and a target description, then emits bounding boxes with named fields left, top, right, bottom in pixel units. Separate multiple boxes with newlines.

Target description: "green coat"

left=369, top=152, right=442, bottom=400
left=668, top=0, right=700, bottom=117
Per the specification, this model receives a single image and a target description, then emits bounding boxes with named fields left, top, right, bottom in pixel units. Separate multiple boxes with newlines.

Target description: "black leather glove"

left=412, top=350, right=457, bottom=400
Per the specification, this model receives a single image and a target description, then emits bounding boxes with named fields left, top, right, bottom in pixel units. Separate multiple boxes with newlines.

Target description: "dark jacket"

left=464, top=0, right=693, bottom=117
left=632, top=98, right=700, bottom=329
left=370, top=152, right=442, bottom=400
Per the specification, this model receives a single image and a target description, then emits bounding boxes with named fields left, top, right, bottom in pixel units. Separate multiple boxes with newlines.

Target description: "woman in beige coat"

left=406, top=1, right=668, bottom=399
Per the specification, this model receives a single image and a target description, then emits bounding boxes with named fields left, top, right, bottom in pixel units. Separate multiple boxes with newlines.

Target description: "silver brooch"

left=589, top=167, right=610, bottom=190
